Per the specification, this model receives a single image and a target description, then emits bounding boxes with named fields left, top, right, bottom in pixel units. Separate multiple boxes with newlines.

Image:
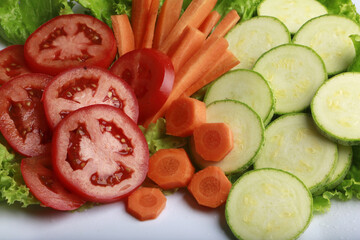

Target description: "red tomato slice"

left=110, top=49, right=174, bottom=124
left=24, top=14, right=117, bottom=76
left=52, top=105, right=149, bottom=203
left=0, top=73, right=52, bottom=156
left=21, top=155, right=85, bottom=211
left=0, top=45, right=32, bottom=85
left=43, top=66, right=139, bottom=129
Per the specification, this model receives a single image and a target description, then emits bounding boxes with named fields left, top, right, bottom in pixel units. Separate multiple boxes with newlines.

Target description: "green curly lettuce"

left=317, top=0, right=360, bottom=24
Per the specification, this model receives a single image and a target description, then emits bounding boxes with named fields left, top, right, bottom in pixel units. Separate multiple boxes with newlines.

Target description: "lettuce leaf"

left=348, top=34, right=360, bottom=72
left=0, top=0, right=74, bottom=44
left=214, top=0, right=263, bottom=21
left=317, top=0, right=360, bottom=24
left=0, top=143, right=39, bottom=207
left=74, top=0, right=116, bottom=26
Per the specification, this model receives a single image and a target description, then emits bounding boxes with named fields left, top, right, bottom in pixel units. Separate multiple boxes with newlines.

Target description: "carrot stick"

left=127, top=187, right=167, bottom=221
left=183, top=50, right=239, bottom=97
left=165, top=97, right=206, bottom=137
left=198, top=11, right=221, bottom=37
left=141, top=0, right=160, bottom=48
left=158, top=0, right=217, bottom=54
left=147, top=148, right=195, bottom=189
left=111, top=15, right=135, bottom=56
left=153, top=0, right=183, bottom=49
left=131, top=0, right=152, bottom=49
left=193, top=122, right=234, bottom=162
left=210, top=9, right=240, bottom=38
left=187, top=166, right=232, bottom=208
left=145, top=37, right=229, bottom=126
left=169, top=26, right=206, bottom=73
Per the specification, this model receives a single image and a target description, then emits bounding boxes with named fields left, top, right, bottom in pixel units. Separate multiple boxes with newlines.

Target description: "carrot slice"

left=169, top=26, right=206, bottom=73
left=147, top=148, right=195, bottom=189
left=165, top=97, right=206, bottom=137
left=159, top=0, right=217, bottom=54
left=153, top=0, right=183, bottom=49
left=210, top=9, right=240, bottom=38
left=145, top=37, right=229, bottom=126
left=127, top=187, right=167, bottom=221
left=187, top=166, right=232, bottom=208
left=198, top=11, right=221, bottom=36
left=111, top=15, right=135, bottom=56
left=193, top=122, right=234, bottom=162
left=131, top=0, right=152, bottom=49
left=183, top=50, right=239, bottom=97
left=141, top=0, right=160, bottom=48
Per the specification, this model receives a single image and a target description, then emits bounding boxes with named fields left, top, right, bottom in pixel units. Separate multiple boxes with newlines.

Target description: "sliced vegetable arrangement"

left=0, top=0, right=360, bottom=239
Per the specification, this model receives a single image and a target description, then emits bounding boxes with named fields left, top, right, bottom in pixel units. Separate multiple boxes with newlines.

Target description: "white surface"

left=1, top=2, right=360, bottom=240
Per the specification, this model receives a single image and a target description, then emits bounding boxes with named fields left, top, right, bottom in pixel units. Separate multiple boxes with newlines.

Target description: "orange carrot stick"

left=127, top=187, right=167, bottom=221
left=210, top=9, right=240, bottom=38
left=153, top=0, right=183, bottom=49
left=169, top=26, right=206, bottom=73
left=187, top=166, right=232, bottom=208
left=198, top=11, right=221, bottom=37
left=158, top=0, right=217, bottom=54
left=145, top=37, right=229, bottom=126
left=141, top=0, right=160, bottom=48
left=193, top=122, right=234, bottom=162
left=147, top=148, right=195, bottom=189
left=183, top=50, right=239, bottom=97
left=131, top=0, right=152, bottom=49
left=165, top=97, right=206, bottom=137
left=111, top=15, right=135, bottom=56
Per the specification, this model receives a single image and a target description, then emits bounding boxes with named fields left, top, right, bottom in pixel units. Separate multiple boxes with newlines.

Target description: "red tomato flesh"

left=24, top=14, right=117, bottom=76
left=0, top=73, right=52, bottom=156
left=110, top=49, right=174, bottom=123
left=52, top=105, right=149, bottom=203
left=21, top=155, right=85, bottom=211
left=43, top=66, right=139, bottom=128
left=0, top=45, right=32, bottom=85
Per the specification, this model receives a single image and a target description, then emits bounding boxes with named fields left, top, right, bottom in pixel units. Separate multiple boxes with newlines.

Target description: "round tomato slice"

left=43, top=66, right=139, bottom=129
left=110, top=49, right=174, bottom=123
left=52, top=105, right=149, bottom=203
left=24, top=14, right=117, bottom=76
left=0, top=73, right=52, bottom=156
left=21, top=155, right=85, bottom=211
left=0, top=45, right=32, bottom=85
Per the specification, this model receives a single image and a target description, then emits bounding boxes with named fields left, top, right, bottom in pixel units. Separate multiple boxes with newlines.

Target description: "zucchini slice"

left=204, top=69, right=275, bottom=125
left=253, top=43, right=327, bottom=115
left=225, top=16, right=291, bottom=70
left=226, top=168, right=312, bottom=240
left=293, top=14, right=360, bottom=75
left=254, top=113, right=337, bottom=194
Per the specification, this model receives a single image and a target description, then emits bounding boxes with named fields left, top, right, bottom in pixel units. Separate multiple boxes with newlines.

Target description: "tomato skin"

left=24, top=14, right=117, bottom=76
left=110, top=49, right=174, bottom=123
left=0, top=45, right=32, bottom=85
left=21, top=155, right=85, bottom=211
left=43, top=66, right=139, bottom=129
left=0, top=73, right=52, bottom=157
left=52, top=105, right=149, bottom=203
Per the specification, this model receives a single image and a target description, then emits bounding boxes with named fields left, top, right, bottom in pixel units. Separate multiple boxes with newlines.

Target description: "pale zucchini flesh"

left=311, top=72, right=360, bottom=145
left=225, top=16, right=291, bottom=70
left=257, top=0, right=328, bottom=34
left=253, top=44, right=327, bottom=115
left=226, top=168, right=312, bottom=240
left=254, top=113, right=337, bottom=194
left=190, top=100, right=264, bottom=174
left=204, top=69, right=275, bottom=125
left=293, top=14, right=360, bottom=75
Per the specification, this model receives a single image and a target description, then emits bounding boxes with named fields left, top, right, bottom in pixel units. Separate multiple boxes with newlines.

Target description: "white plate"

left=1, top=2, right=360, bottom=240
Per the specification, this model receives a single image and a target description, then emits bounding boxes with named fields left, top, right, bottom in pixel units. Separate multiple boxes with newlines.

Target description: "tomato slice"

left=43, top=66, right=139, bottom=128
left=0, top=45, right=32, bottom=85
left=21, top=155, right=85, bottom=211
left=110, top=49, right=174, bottom=123
left=0, top=73, right=52, bottom=156
left=24, top=14, right=117, bottom=76
left=52, top=105, right=149, bottom=203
